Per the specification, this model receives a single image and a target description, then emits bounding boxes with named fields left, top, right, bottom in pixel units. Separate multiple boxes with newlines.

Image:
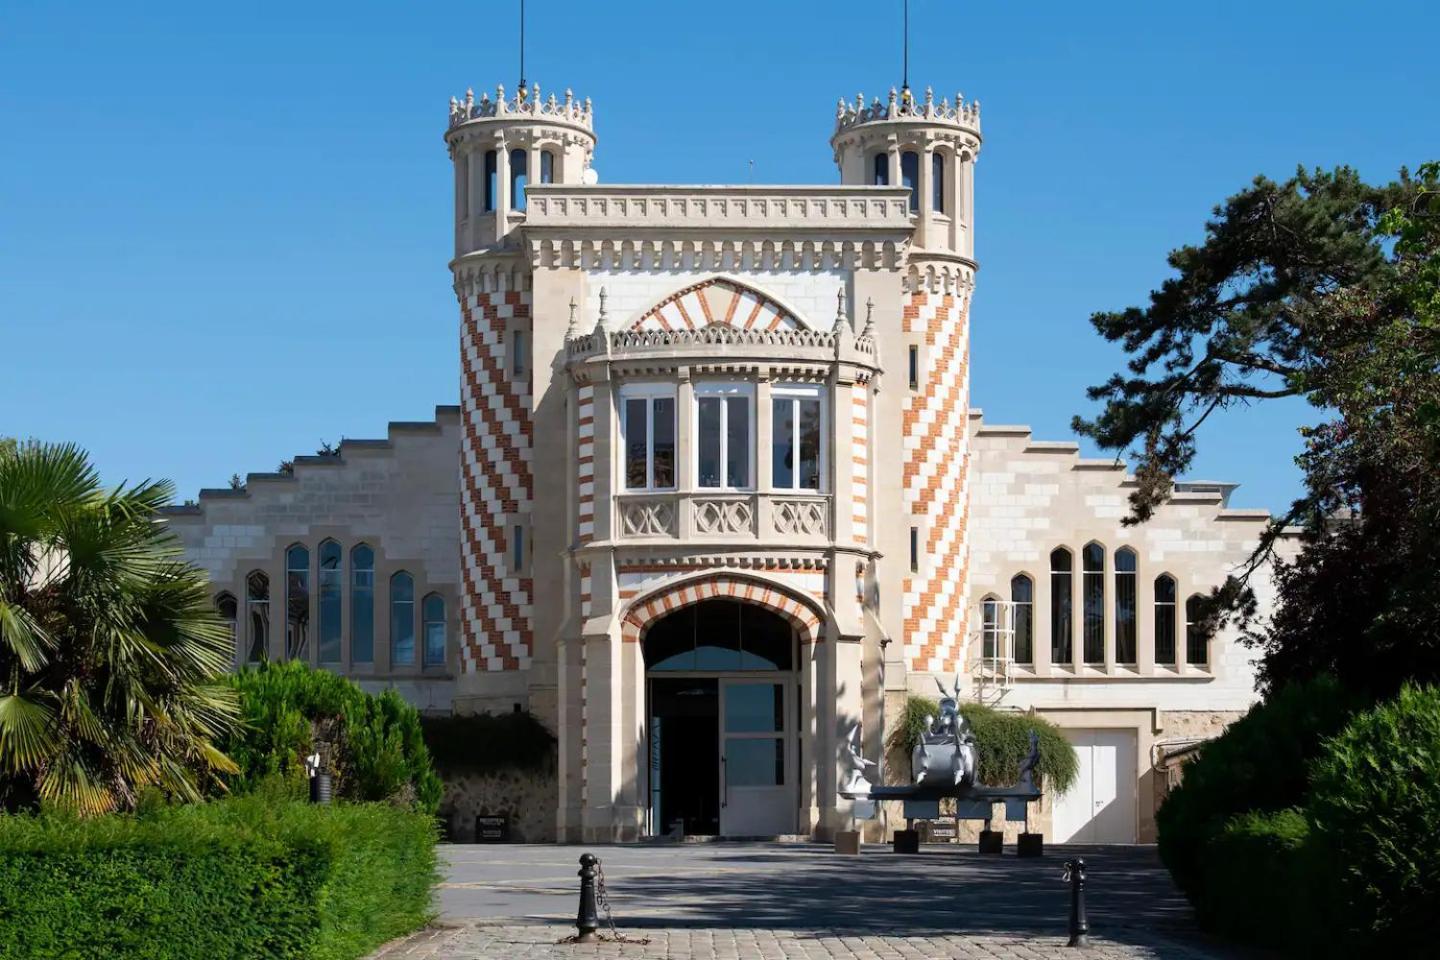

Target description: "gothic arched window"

left=1186, top=595, right=1208, bottom=666
left=318, top=540, right=342, bottom=664
left=245, top=570, right=270, bottom=664
left=539, top=149, right=555, bottom=184
left=285, top=544, right=309, bottom=660
left=1154, top=574, right=1177, bottom=664
left=1011, top=574, right=1034, bottom=664
left=931, top=151, right=945, bottom=212
left=1115, top=547, right=1138, bottom=664
left=872, top=152, right=889, bottom=186
left=1082, top=543, right=1105, bottom=664
left=351, top=544, right=375, bottom=664
left=391, top=572, right=415, bottom=666
left=423, top=593, right=446, bottom=667
left=1050, top=547, right=1073, bottom=663
left=900, top=150, right=920, bottom=212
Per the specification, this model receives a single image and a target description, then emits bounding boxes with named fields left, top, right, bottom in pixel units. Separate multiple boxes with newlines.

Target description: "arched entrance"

left=644, top=597, right=800, bottom=837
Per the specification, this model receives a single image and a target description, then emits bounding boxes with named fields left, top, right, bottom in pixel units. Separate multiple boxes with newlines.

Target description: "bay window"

left=696, top=383, right=752, bottom=489
left=620, top=385, right=676, bottom=491
left=771, top=385, right=823, bottom=491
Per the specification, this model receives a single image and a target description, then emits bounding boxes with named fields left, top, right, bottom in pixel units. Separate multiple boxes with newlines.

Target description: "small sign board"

left=475, top=815, right=509, bottom=843
left=928, top=819, right=958, bottom=841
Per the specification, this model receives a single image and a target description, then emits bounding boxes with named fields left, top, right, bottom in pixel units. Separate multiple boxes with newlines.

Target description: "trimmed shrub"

left=420, top=710, right=557, bottom=775
left=1201, top=809, right=1314, bottom=948
left=0, top=793, right=437, bottom=960
left=223, top=661, right=443, bottom=814
left=1307, top=684, right=1440, bottom=953
left=889, top=695, right=1078, bottom=793
left=1156, top=675, right=1355, bottom=901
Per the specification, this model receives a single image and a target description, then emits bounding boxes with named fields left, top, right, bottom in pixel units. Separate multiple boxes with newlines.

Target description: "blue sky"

left=2, top=1, right=1434, bottom=512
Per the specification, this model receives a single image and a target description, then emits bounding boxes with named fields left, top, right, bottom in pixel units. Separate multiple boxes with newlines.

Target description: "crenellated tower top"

left=449, top=82, right=595, bottom=133
left=830, top=85, right=982, bottom=261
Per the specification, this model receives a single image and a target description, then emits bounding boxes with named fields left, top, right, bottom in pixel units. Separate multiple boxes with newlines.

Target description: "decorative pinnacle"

left=862, top=297, right=876, bottom=338
left=593, top=287, right=609, bottom=336
left=833, top=287, right=848, bottom=333
left=565, top=297, right=580, bottom=339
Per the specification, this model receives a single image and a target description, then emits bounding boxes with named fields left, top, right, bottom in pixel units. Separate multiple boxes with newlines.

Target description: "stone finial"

left=887, top=87, right=898, bottom=117
left=565, top=297, right=581, bottom=339
left=593, top=286, right=609, bottom=337
left=837, top=97, right=847, bottom=119
left=862, top=297, right=876, bottom=338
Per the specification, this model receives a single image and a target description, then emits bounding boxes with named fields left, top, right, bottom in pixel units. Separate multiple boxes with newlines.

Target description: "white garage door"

left=1052, top=728, right=1137, bottom=843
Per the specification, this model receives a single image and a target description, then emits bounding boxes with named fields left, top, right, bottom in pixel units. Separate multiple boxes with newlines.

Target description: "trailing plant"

left=222, top=661, right=442, bottom=814
left=0, top=441, right=238, bottom=815
left=889, top=695, right=1078, bottom=792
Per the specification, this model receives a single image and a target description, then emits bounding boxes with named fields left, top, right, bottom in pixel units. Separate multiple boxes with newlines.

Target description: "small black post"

left=575, top=853, right=600, bottom=943
left=1064, top=857, right=1089, bottom=947
left=308, top=771, right=331, bottom=805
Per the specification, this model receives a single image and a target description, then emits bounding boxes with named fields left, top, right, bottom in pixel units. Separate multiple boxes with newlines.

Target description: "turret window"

left=696, top=383, right=753, bottom=490
left=872, top=153, right=889, bottom=186
left=620, top=384, right=677, bottom=491
left=483, top=151, right=497, bottom=211
left=901, top=150, right=920, bottom=213
left=771, top=385, right=823, bottom=491
left=540, top=150, right=555, bottom=184
left=931, top=152, right=945, bottom=212
left=509, top=148, right=528, bottom=210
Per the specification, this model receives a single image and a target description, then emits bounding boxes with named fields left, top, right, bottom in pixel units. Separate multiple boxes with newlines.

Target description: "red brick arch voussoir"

left=620, top=573, right=824, bottom=646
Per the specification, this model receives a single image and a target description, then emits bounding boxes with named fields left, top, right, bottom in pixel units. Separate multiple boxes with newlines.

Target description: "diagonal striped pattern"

left=632, top=278, right=802, bottom=332
left=459, top=289, right=534, bottom=672
left=900, top=288, right=973, bottom=674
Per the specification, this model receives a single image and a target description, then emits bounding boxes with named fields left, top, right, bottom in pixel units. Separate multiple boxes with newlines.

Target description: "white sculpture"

left=912, top=675, right=978, bottom=789
left=841, top=724, right=877, bottom=797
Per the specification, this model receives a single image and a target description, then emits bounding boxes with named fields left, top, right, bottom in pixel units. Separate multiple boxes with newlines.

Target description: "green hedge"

left=0, top=794, right=437, bottom=960
left=889, top=696, right=1078, bottom=793
left=223, top=661, right=443, bottom=814
left=1201, top=809, right=1315, bottom=949
left=420, top=710, right=557, bottom=775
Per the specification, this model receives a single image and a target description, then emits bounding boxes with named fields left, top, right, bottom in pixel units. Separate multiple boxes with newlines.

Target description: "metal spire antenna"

left=518, top=0, right=527, bottom=96
left=902, top=0, right=909, bottom=94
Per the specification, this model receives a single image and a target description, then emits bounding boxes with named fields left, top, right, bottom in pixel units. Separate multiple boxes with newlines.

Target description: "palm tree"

left=0, top=441, right=238, bottom=815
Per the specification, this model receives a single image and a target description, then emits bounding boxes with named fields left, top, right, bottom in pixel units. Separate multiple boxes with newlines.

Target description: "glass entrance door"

left=718, top=679, right=795, bottom=836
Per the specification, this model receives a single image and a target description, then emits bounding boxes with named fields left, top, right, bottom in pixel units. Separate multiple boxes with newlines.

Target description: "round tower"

left=445, top=82, right=597, bottom=255
left=833, top=86, right=983, bottom=683
left=830, top=86, right=981, bottom=258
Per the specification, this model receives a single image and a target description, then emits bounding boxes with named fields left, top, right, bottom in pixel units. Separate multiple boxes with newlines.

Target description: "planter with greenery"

left=888, top=696, right=1078, bottom=793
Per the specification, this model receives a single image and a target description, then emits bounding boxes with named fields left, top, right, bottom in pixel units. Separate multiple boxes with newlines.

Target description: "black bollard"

left=575, top=853, right=600, bottom=943
left=308, top=772, right=332, bottom=805
left=1064, top=857, right=1089, bottom=947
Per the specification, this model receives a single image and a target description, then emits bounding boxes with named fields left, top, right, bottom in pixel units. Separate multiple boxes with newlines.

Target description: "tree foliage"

left=1075, top=162, right=1440, bottom=696
left=0, top=442, right=238, bottom=815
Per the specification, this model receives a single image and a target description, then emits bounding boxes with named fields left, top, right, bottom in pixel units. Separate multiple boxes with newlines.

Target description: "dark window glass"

left=697, top=396, right=722, bottom=487
left=1154, top=575, right=1177, bottom=664
left=771, top=395, right=822, bottom=490
left=511, top=329, right=526, bottom=376
left=653, top=397, right=675, bottom=488
left=1186, top=596, right=1208, bottom=666
left=725, top=737, right=784, bottom=786
left=982, top=597, right=999, bottom=659
left=351, top=545, right=374, bottom=663
left=798, top=399, right=821, bottom=490
left=512, top=524, right=524, bottom=572
left=423, top=593, right=445, bottom=667
left=724, top=683, right=783, bottom=733
left=318, top=540, right=342, bottom=664
left=625, top=398, right=648, bottom=489
left=1051, top=548, right=1072, bottom=663
left=483, top=151, right=497, bottom=211
left=931, top=151, right=945, bottom=212
left=285, top=545, right=309, bottom=660
left=908, top=345, right=919, bottom=389
left=246, top=571, right=269, bottom=663
left=1011, top=574, right=1034, bottom=663
left=726, top=396, right=749, bottom=487
left=391, top=572, right=415, bottom=666
left=644, top=599, right=794, bottom=672
left=1115, top=548, right=1137, bottom=664
left=772, top=397, right=794, bottom=489
left=509, top=148, right=527, bottom=210
left=901, top=151, right=920, bottom=212
left=216, top=593, right=238, bottom=661
left=1082, top=543, right=1105, bottom=664
left=539, top=150, right=554, bottom=184
left=872, top=152, right=889, bottom=186
left=910, top=527, right=919, bottom=573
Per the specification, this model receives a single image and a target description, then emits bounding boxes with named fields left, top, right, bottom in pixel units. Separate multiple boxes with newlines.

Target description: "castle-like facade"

left=164, top=79, right=1287, bottom=845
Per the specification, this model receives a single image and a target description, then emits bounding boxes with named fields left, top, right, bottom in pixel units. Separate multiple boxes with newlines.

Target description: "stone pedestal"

left=892, top=829, right=920, bottom=854
left=834, top=830, right=861, bottom=855
left=978, top=829, right=1003, bottom=854
left=1017, top=832, right=1045, bottom=858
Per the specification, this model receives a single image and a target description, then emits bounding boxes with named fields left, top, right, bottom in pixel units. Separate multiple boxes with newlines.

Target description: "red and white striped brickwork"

left=576, top=385, right=596, bottom=543
left=459, top=287, right=534, bottom=672
left=632, top=278, right=800, bottom=332
left=900, top=284, right=973, bottom=674
left=850, top=385, right=869, bottom=545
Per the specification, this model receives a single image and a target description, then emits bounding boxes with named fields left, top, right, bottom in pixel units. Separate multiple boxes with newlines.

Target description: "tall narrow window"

left=908, top=345, right=919, bottom=390
left=1154, top=575, right=1177, bottom=665
left=1115, top=547, right=1137, bottom=664
left=458, top=153, right=470, bottom=217
left=1082, top=543, right=1105, bottom=664
left=509, top=148, right=528, bottom=210
left=423, top=593, right=446, bottom=667
left=351, top=545, right=375, bottom=664
left=318, top=540, right=342, bottom=664
left=872, top=152, right=889, bottom=186
left=1050, top=548, right=1073, bottom=663
left=245, top=570, right=269, bottom=663
left=391, top=572, right=415, bottom=666
left=771, top=386, right=823, bottom=491
left=696, top=385, right=751, bottom=489
left=910, top=527, right=920, bottom=573
left=512, top=523, right=525, bottom=572
left=1186, top=595, right=1208, bottom=666
left=483, top=150, right=497, bottom=211
left=285, top=544, right=310, bottom=660
left=511, top=329, right=527, bottom=376
left=1011, top=574, right=1034, bottom=664
left=931, top=151, right=945, bottom=212
left=216, top=593, right=238, bottom=663
left=621, top=387, right=676, bottom=490
left=981, top=597, right=1000, bottom=659
left=900, top=150, right=920, bottom=212
left=539, top=150, right=555, bottom=184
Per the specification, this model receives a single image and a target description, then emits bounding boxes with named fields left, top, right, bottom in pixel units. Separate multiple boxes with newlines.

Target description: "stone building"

left=162, top=78, right=1289, bottom=844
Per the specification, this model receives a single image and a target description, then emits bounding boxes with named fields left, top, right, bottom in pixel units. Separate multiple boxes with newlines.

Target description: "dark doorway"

left=649, top=678, right=719, bottom=835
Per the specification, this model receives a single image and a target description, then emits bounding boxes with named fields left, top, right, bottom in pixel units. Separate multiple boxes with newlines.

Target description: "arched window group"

left=230, top=542, right=446, bottom=670
left=1007, top=545, right=1209, bottom=670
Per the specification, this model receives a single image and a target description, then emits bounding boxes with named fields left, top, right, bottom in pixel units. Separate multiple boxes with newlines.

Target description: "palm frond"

left=0, top=693, right=57, bottom=772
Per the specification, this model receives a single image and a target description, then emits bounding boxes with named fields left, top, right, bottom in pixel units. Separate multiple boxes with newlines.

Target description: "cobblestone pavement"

left=371, top=843, right=1242, bottom=959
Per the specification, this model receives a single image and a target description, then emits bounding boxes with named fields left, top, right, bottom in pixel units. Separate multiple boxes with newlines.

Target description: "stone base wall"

left=438, top=765, right=558, bottom=843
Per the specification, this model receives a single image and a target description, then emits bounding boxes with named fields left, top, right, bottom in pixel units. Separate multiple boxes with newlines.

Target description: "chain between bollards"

left=1063, top=857, right=1089, bottom=947
left=574, top=853, right=600, bottom=942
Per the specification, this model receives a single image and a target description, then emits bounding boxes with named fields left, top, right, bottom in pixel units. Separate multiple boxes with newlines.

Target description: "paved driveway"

left=373, top=842, right=1249, bottom=959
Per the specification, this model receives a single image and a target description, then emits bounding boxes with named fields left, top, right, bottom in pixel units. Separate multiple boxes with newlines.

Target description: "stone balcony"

left=614, top=492, right=831, bottom=546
